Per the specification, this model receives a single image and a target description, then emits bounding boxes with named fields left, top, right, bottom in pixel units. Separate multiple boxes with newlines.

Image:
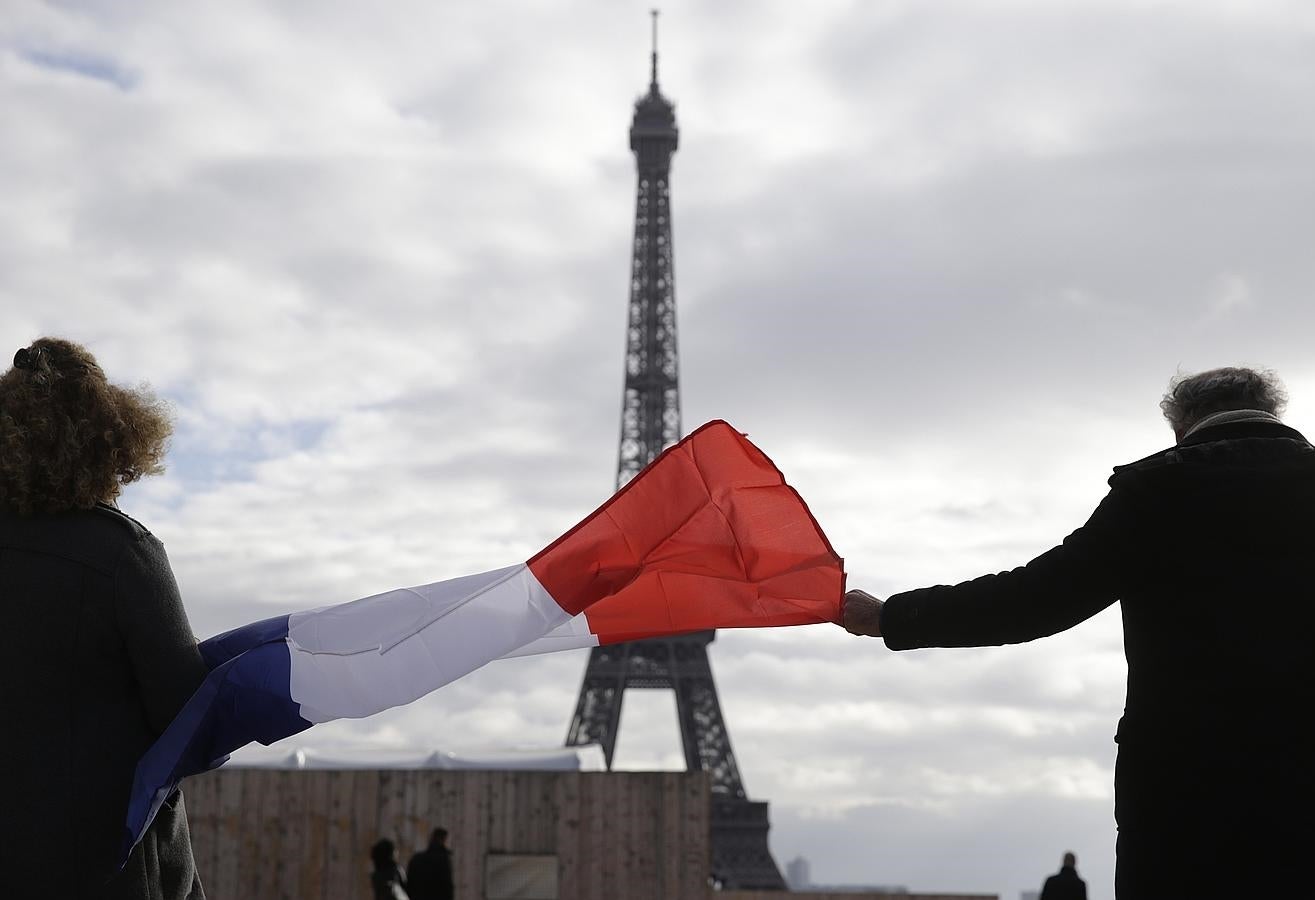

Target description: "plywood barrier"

left=184, top=768, right=711, bottom=900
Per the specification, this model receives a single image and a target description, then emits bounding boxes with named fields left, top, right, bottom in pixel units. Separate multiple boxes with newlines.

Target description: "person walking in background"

left=0, top=339, right=209, bottom=898
left=842, top=367, right=1314, bottom=897
left=407, top=827, right=455, bottom=900
left=1040, top=852, right=1087, bottom=900
left=371, top=839, right=410, bottom=900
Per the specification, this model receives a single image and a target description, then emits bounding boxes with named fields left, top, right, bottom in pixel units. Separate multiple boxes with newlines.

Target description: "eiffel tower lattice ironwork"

left=564, top=13, right=787, bottom=891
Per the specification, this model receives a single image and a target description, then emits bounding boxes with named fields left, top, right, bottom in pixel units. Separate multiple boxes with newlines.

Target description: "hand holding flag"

left=843, top=589, right=885, bottom=637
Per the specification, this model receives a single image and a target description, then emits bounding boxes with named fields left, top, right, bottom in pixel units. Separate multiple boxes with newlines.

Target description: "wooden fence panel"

left=298, top=770, right=330, bottom=900
left=553, top=772, right=582, bottom=899
left=681, top=771, right=709, bottom=899
left=324, top=768, right=355, bottom=899
left=186, top=767, right=713, bottom=900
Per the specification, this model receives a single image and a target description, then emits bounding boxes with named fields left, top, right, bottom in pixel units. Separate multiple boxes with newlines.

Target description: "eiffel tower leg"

left=564, top=643, right=629, bottom=768
left=711, top=798, right=787, bottom=891
left=671, top=638, right=786, bottom=891
left=670, top=637, right=744, bottom=800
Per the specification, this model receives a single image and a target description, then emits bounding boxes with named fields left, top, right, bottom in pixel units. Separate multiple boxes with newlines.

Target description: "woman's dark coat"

left=0, top=503, right=208, bottom=898
left=880, top=420, right=1315, bottom=897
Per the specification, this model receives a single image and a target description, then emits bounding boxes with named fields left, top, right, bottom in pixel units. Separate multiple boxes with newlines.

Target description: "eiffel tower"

left=564, top=13, right=787, bottom=891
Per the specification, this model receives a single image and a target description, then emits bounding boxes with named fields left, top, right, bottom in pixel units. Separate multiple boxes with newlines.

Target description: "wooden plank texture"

left=186, top=767, right=724, bottom=900
left=323, top=768, right=354, bottom=900
left=298, top=770, right=329, bottom=900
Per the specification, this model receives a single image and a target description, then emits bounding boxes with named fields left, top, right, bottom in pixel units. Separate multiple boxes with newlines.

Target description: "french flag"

left=123, top=420, right=843, bottom=860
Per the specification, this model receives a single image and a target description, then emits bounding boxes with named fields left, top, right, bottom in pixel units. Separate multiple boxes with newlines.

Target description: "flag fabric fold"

left=122, top=419, right=843, bottom=862
left=510, top=419, right=844, bottom=655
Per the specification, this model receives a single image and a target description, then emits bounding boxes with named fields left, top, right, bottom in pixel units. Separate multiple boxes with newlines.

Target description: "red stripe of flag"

left=527, top=420, right=844, bottom=637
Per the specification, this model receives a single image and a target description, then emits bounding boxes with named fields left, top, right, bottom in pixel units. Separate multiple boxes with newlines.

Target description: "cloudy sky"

left=5, top=1, right=1315, bottom=897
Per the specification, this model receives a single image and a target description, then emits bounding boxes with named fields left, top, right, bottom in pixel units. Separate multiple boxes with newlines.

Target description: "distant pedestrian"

left=371, top=838, right=410, bottom=900
left=407, top=827, right=455, bottom=900
left=1039, top=852, right=1087, bottom=900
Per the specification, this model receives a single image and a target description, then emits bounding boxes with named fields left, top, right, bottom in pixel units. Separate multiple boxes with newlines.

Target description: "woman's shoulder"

left=0, top=502, right=158, bottom=575
left=90, top=502, right=156, bottom=540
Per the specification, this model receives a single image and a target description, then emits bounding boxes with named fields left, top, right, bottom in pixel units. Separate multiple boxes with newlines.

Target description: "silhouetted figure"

left=1039, top=852, right=1087, bottom=900
left=407, top=827, right=455, bottom=900
left=371, top=839, right=410, bottom=900
left=843, top=367, right=1314, bottom=897
left=0, top=339, right=208, bottom=898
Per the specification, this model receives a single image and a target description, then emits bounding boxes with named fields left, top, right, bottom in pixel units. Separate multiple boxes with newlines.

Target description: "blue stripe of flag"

left=121, top=615, right=312, bottom=862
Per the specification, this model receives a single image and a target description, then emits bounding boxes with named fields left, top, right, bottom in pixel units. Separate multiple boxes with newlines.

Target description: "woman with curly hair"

left=0, top=338, right=208, bottom=898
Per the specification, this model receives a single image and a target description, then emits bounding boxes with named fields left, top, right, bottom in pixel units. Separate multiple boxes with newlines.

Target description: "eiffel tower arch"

left=564, top=14, right=787, bottom=891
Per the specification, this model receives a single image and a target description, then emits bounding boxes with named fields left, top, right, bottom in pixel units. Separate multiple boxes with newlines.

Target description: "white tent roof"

left=223, top=743, right=607, bottom=771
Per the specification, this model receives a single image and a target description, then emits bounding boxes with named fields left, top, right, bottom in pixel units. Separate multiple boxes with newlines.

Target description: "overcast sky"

left=5, top=1, right=1315, bottom=897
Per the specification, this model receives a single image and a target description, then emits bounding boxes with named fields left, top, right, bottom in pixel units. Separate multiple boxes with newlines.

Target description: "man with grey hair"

left=843, top=367, right=1313, bottom=898
left=1159, top=366, right=1288, bottom=442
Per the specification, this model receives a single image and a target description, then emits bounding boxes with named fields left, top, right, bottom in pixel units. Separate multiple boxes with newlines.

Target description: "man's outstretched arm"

left=844, top=480, right=1149, bottom=650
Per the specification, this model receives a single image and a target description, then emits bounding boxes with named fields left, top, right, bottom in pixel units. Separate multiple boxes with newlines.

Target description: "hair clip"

left=13, top=346, right=44, bottom=371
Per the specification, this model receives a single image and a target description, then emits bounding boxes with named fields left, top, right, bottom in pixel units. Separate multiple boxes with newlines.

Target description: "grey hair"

left=1160, top=367, right=1287, bottom=435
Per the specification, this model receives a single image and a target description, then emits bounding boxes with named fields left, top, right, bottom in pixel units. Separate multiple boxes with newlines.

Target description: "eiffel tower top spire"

left=630, top=14, right=677, bottom=171
left=649, top=8, right=660, bottom=91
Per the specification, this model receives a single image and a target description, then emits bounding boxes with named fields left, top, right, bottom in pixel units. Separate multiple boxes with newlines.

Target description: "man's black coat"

left=1039, top=864, right=1087, bottom=900
left=407, top=844, right=454, bottom=900
left=880, top=420, right=1315, bottom=897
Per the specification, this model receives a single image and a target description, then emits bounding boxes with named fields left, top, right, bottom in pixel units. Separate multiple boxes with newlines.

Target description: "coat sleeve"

left=881, top=474, right=1150, bottom=650
left=113, top=532, right=209, bottom=734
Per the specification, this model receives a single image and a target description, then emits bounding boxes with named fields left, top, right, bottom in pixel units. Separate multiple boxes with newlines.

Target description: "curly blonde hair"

left=0, top=337, right=173, bottom=516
